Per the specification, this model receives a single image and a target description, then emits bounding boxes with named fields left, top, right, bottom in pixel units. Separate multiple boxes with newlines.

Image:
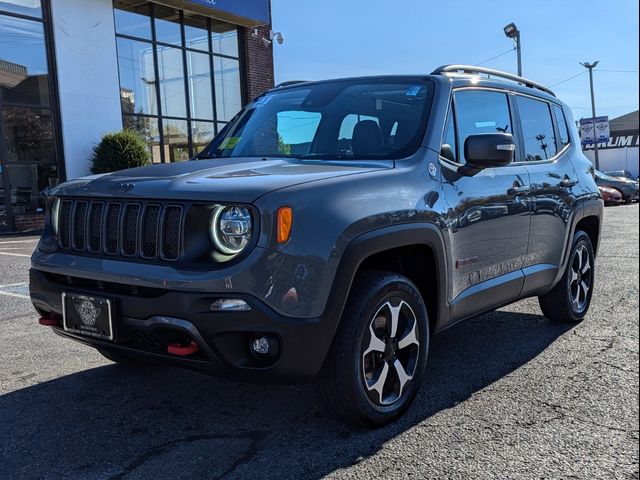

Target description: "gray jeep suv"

left=30, top=65, right=603, bottom=425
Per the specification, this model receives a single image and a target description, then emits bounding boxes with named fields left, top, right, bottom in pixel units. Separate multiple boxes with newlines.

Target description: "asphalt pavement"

left=0, top=205, right=638, bottom=479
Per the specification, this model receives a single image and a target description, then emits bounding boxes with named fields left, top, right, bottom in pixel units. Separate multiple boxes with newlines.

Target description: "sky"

left=271, top=0, right=639, bottom=122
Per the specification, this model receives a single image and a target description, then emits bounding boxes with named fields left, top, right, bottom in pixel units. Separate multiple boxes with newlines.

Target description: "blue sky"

left=271, top=0, right=639, bottom=122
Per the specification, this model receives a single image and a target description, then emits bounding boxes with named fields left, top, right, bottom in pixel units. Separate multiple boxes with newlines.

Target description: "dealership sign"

left=580, top=116, right=610, bottom=145
left=582, top=130, right=640, bottom=150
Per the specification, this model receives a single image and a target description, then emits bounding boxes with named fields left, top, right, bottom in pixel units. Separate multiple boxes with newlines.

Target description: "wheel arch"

left=324, top=223, right=449, bottom=337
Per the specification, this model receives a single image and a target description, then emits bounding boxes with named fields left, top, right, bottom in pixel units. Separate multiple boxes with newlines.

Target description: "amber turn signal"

left=277, top=207, right=293, bottom=243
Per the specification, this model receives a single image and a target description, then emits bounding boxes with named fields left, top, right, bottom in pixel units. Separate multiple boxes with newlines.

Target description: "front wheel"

left=539, top=231, right=595, bottom=323
left=314, top=271, right=430, bottom=426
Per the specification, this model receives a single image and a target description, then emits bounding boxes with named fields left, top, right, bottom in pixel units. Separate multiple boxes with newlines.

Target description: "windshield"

left=198, top=78, right=433, bottom=160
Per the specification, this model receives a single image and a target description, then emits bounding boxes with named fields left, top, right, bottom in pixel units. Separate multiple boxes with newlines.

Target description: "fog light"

left=249, top=334, right=279, bottom=359
left=210, top=298, right=251, bottom=312
left=252, top=336, right=270, bottom=355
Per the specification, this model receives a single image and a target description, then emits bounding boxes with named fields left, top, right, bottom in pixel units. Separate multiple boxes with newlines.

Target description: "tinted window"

left=516, top=96, right=558, bottom=161
left=553, top=104, right=570, bottom=149
left=441, top=105, right=457, bottom=163
left=454, top=90, right=512, bottom=164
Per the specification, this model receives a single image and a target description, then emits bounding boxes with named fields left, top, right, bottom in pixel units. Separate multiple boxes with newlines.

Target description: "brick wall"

left=12, top=213, right=45, bottom=232
left=240, top=24, right=275, bottom=102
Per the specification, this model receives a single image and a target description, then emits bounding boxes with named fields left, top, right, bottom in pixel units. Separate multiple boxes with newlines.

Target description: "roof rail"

left=431, top=64, right=555, bottom=97
left=275, top=80, right=309, bottom=88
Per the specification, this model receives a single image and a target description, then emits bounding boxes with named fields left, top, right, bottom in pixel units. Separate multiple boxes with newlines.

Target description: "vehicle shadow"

left=0, top=308, right=574, bottom=480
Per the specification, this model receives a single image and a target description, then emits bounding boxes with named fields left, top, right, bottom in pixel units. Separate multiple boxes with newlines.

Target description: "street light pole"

left=580, top=61, right=600, bottom=170
left=515, top=31, right=522, bottom=77
left=504, top=23, right=522, bottom=76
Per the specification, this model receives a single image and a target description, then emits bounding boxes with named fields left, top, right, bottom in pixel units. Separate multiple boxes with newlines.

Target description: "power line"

left=598, top=69, right=639, bottom=73
left=549, top=71, right=587, bottom=87
left=475, top=48, right=515, bottom=67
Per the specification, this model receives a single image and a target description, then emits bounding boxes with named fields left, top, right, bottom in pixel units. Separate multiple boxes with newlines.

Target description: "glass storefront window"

left=214, top=56, right=241, bottom=122
left=0, top=3, right=59, bottom=230
left=183, top=13, right=208, bottom=52
left=2, top=107, right=57, bottom=213
left=116, top=37, right=157, bottom=116
left=157, top=45, right=187, bottom=118
left=163, top=119, right=189, bottom=162
left=0, top=14, right=50, bottom=106
left=153, top=4, right=181, bottom=46
left=211, top=19, right=238, bottom=57
left=192, top=121, right=215, bottom=153
left=187, top=50, right=213, bottom=120
left=113, top=1, right=242, bottom=163
left=123, top=115, right=161, bottom=163
left=0, top=0, right=41, bottom=18
left=113, top=1, right=151, bottom=40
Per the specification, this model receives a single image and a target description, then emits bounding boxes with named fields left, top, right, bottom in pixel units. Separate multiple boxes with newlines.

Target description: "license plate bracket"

left=62, top=293, right=115, bottom=341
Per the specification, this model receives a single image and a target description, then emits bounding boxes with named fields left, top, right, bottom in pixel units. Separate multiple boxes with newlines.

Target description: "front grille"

left=58, top=199, right=184, bottom=262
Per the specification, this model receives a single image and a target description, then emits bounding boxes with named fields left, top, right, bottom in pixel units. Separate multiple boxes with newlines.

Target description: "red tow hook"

left=167, top=341, right=199, bottom=356
left=39, top=315, right=59, bottom=326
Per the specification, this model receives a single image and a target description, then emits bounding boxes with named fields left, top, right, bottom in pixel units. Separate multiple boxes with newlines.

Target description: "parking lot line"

left=0, top=291, right=30, bottom=300
left=0, top=239, right=39, bottom=245
left=0, top=252, right=31, bottom=257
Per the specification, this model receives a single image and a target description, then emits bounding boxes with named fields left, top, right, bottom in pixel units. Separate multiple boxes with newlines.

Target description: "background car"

left=604, top=170, right=639, bottom=181
left=598, top=185, right=624, bottom=206
left=594, top=170, right=639, bottom=203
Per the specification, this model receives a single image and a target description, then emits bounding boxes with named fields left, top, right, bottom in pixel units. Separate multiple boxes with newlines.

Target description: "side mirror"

left=464, top=133, right=515, bottom=170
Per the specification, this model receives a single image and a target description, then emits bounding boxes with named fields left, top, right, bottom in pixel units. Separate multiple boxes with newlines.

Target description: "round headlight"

left=51, top=197, right=61, bottom=235
left=210, top=205, right=252, bottom=255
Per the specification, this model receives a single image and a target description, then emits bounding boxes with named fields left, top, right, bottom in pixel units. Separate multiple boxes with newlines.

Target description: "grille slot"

left=121, top=204, right=140, bottom=256
left=141, top=205, right=161, bottom=258
left=58, top=200, right=73, bottom=249
left=72, top=201, right=88, bottom=250
left=161, top=206, right=183, bottom=261
left=56, top=198, right=184, bottom=262
left=104, top=203, right=122, bottom=255
left=87, top=202, right=104, bottom=252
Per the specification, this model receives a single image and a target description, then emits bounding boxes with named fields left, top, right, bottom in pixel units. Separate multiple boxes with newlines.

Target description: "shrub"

left=91, top=130, right=151, bottom=174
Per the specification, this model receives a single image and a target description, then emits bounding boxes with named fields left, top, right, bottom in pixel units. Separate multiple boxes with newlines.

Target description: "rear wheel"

left=314, top=271, right=430, bottom=426
left=539, top=231, right=595, bottom=323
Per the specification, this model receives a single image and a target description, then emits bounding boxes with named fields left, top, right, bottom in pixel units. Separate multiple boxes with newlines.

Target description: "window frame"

left=441, top=87, right=517, bottom=166
left=441, top=86, right=572, bottom=168
left=113, top=2, right=244, bottom=163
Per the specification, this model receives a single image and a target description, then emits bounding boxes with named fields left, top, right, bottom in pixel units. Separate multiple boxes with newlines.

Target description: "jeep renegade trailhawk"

left=30, top=65, right=603, bottom=425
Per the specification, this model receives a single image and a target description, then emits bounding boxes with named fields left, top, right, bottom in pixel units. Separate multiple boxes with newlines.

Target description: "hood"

left=52, top=157, right=392, bottom=202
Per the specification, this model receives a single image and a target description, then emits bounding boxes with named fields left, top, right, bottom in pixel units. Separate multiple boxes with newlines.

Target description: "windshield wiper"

left=193, top=153, right=218, bottom=160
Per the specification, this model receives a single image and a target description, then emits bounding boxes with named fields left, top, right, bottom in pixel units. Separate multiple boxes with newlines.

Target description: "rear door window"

left=552, top=104, right=571, bottom=149
left=454, top=90, right=513, bottom=164
left=516, top=96, right=558, bottom=161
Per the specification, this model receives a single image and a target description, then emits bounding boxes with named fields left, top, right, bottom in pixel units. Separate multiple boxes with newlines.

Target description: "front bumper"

left=29, top=267, right=337, bottom=383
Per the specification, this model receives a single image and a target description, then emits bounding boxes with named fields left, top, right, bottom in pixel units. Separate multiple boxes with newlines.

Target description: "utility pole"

left=504, top=23, right=522, bottom=76
left=580, top=61, right=600, bottom=170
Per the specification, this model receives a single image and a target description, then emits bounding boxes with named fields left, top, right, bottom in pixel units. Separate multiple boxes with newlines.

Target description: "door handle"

left=560, top=177, right=579, bottom=188
left=508, top=185, right=531, bottom=196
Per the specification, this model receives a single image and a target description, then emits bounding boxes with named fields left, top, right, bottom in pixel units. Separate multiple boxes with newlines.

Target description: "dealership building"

left=582, top=110, right=639, bottom=177
left=0, top=0, right=274, bottom=232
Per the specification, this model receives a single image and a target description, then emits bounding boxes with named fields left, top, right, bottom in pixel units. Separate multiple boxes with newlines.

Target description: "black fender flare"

left=552, top=196, right=603, bottom=288
left=322, top=222, right=449, bottom=340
